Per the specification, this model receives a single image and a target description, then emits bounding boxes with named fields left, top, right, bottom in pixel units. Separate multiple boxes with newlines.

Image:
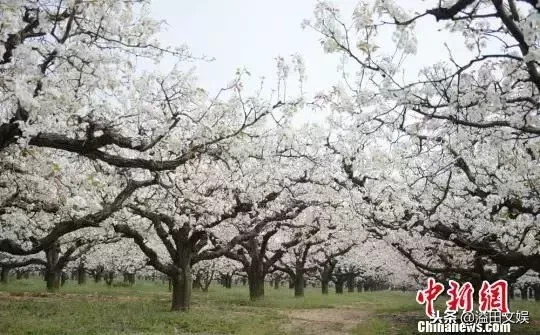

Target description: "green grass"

left=0, top=279, right=539, bottom=334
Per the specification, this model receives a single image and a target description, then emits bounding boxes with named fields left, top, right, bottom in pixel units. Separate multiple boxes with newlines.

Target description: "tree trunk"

left=0, top=267, right=9, bottom=284
left=470, top=279, right=482, bottom=297
left=192, top=272, right=202, bottom=291
left=16, top=270, right=23, bottom=280
left=45, top=270, right=61, bottom=292
left=171, top=267, right=192, bottom=311
left=202, top=271, right=213, bottom=292
left=94, top=265, right=104, bottom=283
left=321, top=279, right=329, bottom=294
left=347, top=274, right=355, bottom=293
left=45, top=242, right=61, bottom=292
left=247, top=260, right=265, bottom=300
left=320, top=264, right=333, bottom=295
left=61, top=272, right=68, bottom=286
left=534, top=285, right=540, bottom=301
left=520, top=287, right=528, bottom=300
left=77, top=264, right=86, bottom=285
left=294, top=267, right=304, bottom=297
left=105, top=271, right=114, bottom=286
left=274, top=278, right=279, bottom=289
left=335, top=279, right=344, bottom=294
left=357, top=281, right=363, bottom=292
left=128, top=273, right=135, bottom=286
left=222, top=274, right=232, bottom=288
left=509, top=284, right=514, bottom=300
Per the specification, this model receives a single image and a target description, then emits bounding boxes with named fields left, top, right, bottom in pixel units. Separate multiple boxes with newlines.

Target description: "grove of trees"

left=1, top=0, right=538, bottom=312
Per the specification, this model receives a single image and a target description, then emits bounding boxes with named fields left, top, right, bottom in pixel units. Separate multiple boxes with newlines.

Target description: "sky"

left=150, top=0, right=353, bottom=96
left=149, top=1, right=473, bottom=122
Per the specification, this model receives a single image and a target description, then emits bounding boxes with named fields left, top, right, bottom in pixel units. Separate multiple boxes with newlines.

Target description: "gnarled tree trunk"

left=247, top=259, right=265, bottom=300
left=171, top=266, right=192, bottom=311
left=294, top=266, right=304, bottom=297
left=45, top=242, right=61, bottom=292
left=0, top=267, right=10, bottom=284
left=45, top=270, right=61, bottom=291
left=170, top=245, right=193, bottom=311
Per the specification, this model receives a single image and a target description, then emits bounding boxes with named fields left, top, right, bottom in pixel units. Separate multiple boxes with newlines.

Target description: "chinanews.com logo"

left=415, top=278, right=529, bottom=333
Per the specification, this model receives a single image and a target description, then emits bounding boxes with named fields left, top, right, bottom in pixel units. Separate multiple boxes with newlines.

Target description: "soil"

left=281, top=308, right=370, bottom=335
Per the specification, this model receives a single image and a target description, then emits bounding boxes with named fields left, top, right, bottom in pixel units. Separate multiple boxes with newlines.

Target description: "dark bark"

left=0, top=122, right=22, bottom=152
left=171, top=267, right=192, bottom=311
left=45, top=271, right=61, bottom=291
left=77, top=263, right=86, bottom=285
left=509, top=284, right=514, bottom=300
left=319, top=259, right=338, bottom=295
left=321, top=278, right=329, bottom=295
left=61, top=272, right=68, bottom=286
left=335, top=281, right=344, bottom=294
left=334, top=270, right=346, bottom=294
left=128, top=273, right=135, bottom=286
left=201, top=270, right=213, bottom=292
left=192, top=272, right=202, bottom=291
left=1, top=267, right=9, bottom=284
left=94, top=265, right=104, bottom=283
left=294, top=267, right=304, bottom=297
left=123, top=272, right=135, bottom=286
left=347, top=274, right=355, bottom=293
left=520, top=287, right=528, bottom=300
left=105, top=271, right=114, bottom=286
left=534, top=285, right=540, bottom=301
left=45, top=242, right=60, bottom=292
left=247, top=259, right=265, bottom=300
left=222, top=274, right=233, bottom=288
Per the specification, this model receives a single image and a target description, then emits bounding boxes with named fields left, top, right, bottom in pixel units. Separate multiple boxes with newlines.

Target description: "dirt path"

left=281, top=308, right=370, bottom=335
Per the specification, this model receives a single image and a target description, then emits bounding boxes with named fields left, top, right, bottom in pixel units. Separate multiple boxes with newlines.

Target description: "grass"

left=0, top=278, right=538, bottom=334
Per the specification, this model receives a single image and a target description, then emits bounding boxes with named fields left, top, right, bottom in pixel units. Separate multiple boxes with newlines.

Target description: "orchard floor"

left=0, top=279, right=539, bottom=334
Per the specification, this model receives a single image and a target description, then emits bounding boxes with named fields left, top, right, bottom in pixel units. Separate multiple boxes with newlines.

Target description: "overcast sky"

left=149, top=1, right=472, bottom=122
left=150, top=1, right=355, bottom=95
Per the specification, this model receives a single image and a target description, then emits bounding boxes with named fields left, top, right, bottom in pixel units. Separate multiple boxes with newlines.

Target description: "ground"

left=0, top=279, right=538, bottom=334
